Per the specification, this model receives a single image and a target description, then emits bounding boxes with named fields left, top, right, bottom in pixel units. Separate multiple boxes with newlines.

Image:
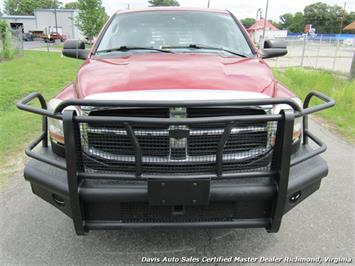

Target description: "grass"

left=0, top=51, right=81, bottom=173
left=274, top=68, right=355, bottom=142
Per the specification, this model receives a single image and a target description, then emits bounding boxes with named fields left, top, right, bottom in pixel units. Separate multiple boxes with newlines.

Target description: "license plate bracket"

left=148, top=178, right=210, bottom=206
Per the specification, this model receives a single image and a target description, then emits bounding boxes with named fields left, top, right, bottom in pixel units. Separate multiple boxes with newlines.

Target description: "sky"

left=0, top=0, right=354, bottom=20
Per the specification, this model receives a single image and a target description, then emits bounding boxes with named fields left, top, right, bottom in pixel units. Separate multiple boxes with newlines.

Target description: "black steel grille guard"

left=16, top=90, right=335, bottom=234
left=16, top=91, right=334, bottom=176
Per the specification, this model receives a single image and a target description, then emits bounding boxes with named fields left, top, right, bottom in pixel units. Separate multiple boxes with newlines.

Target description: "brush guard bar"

left=17, top=91, right=335, bottom=234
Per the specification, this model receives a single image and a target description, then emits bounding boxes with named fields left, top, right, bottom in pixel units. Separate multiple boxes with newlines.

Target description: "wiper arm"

left=96, top=46, right=174, bottom=54
left=161, top=44, right=247, bottom=57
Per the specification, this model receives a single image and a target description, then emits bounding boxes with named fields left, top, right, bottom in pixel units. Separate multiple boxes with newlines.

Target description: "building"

left=0, top=9, right=84, bottom=39
left=247, top=19, right=287, bottom=45
left=344, top=21, right=355, bottom=31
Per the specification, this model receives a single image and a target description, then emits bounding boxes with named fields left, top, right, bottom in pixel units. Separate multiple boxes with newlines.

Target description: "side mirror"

left=260, top=39, right=287, bottom=59
left=62, top=39, right=89, bottom=60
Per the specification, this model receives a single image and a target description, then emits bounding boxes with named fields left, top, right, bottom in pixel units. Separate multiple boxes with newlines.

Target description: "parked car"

left=17, top=7, right=334, bottom=235
left=44, top=32, right=65, bottom=43
left=22, top=32, right=34, bottom=41
left=343, top=38, right=355, bottom=46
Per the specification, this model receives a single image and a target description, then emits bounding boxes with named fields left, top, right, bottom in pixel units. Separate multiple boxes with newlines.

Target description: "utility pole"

left=261, top=0, right=270, bottom=48
left=54, top=8, right=58, bottom=33
left=339, top=2, right=347, bottom=34
left=350, top=51, right=355, bottom=79
left=256, top=8, right=261, bottom=21
left=207, top=0, right=210, bottom=8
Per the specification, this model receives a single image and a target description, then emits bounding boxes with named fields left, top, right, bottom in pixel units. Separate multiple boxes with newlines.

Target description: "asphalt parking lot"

left=23, top=40, right=48, bottom=50
left=0, top=120, right=354, bottom=265
left=266, top=44, right=354, bottom=74
left=23, top=40, right=62, bottom=51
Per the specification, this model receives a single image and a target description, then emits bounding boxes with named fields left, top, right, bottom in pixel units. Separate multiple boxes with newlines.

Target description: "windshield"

left=96, top=11, right=254, bottom=57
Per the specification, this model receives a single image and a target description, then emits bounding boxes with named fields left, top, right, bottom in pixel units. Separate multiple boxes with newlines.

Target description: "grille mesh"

left=77, top=107, right=277, bottom=176
left=118, top=202, right=236, bottom=223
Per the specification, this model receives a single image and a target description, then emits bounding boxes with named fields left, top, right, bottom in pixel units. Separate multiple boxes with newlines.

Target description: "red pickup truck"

left=17, top=7, right=334, bottom=235
left=43, top=32, right=65, bottom=43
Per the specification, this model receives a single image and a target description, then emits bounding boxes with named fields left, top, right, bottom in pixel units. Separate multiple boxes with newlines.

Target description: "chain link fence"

left=266, top=35, right=355, bottom=74
left=10, top=28, right=24, bottom=57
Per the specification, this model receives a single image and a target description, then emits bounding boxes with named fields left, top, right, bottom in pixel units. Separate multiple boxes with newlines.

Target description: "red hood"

left=75, top=53, right=275, bottom=98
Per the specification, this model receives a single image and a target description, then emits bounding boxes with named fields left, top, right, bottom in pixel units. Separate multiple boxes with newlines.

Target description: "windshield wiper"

left=161, top=44, right=248, bottom=57
left=96, top=46, right=174, bottom=54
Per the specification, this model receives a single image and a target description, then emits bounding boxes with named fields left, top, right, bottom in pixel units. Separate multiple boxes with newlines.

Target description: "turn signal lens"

left=48, top=99, right=64, bottom=144
left=273, top=97, right=303, bottom=142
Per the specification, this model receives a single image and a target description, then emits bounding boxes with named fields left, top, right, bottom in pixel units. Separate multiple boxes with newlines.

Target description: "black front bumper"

left=24, top=144, right=328, bottom=232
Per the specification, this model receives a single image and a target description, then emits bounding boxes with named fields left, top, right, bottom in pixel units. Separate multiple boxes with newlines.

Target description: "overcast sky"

left=1, top=0, right=354, bottom=20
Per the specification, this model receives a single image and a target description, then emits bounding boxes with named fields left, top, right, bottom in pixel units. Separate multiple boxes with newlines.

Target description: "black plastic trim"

left=63, top=110, right=85, bottom=234
left=50, top=139, right=65, bottom=157
left=85, top=219, right=271, bottom=230
left=268, top=109, right=294, bottom=232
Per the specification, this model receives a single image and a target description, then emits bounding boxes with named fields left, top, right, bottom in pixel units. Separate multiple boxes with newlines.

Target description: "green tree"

left=75, top=0, right=108, bottom=40
left=343, top=11, right=355, bottom=33
left=304, top=2, right=343, bottom=33
left=240, top=18, right=255, bottom=28
left=3, top=0, right=17, bottom=15
left=4, top=0, right=62, bottom=15
left=269, top=19, right=281, bottom=29
left=64, top=1, right=80, bottom=9
left=0, top=19, right=9, bottom=45
left=0, top=19, right=13, bottom=59
left=279, top=13, right=293, bottom=29
left=148, top=0, right=180, bottom=7
left=279, top=12, right=304, bottom=32
left=344, top=11, right=355, bottom=26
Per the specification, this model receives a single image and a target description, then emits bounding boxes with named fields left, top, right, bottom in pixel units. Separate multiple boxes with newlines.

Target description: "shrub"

left=0, top=19, right=14, bottom=60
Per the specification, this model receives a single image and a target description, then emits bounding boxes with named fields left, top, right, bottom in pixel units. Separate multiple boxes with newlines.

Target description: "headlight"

left=48, top=99, right=64, bottom=144
left=273, top=97, right=303, bottom=142
left=47, top=99, right=79, bottom=144
left=291, top=97, right=303, bottom=141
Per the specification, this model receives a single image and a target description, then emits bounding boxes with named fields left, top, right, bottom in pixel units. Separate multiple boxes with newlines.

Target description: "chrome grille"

left=78, top=107, right=276, bottom=176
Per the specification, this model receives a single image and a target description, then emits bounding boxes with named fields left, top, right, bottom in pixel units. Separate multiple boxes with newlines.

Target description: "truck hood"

left=75, top=53, right=275, bottom=98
